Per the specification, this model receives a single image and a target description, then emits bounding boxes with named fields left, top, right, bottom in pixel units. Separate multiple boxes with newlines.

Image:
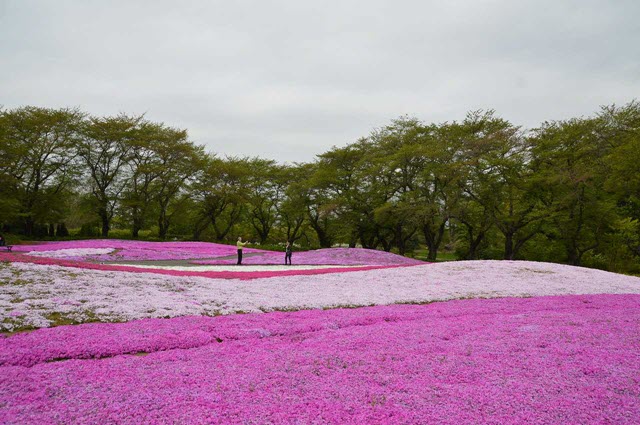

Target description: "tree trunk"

left=192, top=217, right=209, bottom=241
left=98, top=209, right=110, bottom=238
left=158, top=213, right=169, bottom=240
left=358, top=227, right=376, bottom=249
left=396, top=224, right=406, bottom=255
left=309, top=218, right=331, bottom=248
left=24, top=217, right=35, bottom=236
left=504, top=232, right=515, bottom=260
left=315, top=227, right=331, bottom=248
left=158, top=198, right=172, bottom=240
left=258, top=226, right=269, bottom=244
left=467, top=231, right=486, bottom=260
left=132, top=219, right=142, bottom=238
left=101, top=221, right=109, bottom=238
left=423, top=222, right=446, bottom=261
left=158, top=223, right=168, bottom=239
left=379, top=237, right=392, bottom=252
left=286, top=218, right=304, bottom=243
left=131, top=205, right=143, bottom=238
left=213, top=218, right=235, bottom=241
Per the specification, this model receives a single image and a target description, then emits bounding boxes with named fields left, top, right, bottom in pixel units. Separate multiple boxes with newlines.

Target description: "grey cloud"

left=1, top=0, right=639, bottom=163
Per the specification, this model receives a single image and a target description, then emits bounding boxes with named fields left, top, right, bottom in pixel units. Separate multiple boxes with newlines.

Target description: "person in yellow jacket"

left=236, top=236, right=251, bottom=265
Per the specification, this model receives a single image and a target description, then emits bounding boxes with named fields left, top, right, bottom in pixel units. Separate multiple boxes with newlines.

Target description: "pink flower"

left=0, top=294, right=638, bottom=424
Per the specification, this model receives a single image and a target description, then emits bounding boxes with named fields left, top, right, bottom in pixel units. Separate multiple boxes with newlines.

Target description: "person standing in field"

left=237, top=236, right=250, bottom=265
left=285, top=241, right=292, bottom=265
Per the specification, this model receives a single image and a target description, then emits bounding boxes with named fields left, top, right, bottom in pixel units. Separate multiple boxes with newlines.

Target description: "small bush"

left=77, top=223, right=99, bottom=237
left=56, top=223, right=69, bottom=237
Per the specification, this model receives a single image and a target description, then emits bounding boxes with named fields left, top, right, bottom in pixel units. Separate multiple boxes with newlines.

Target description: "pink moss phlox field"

left=12, top=239, right=266, bottom=261
left=3, top=259, right=640, bottom=331
left=0, top=252, right=403, bottom=280
left=1, top=294, right=639, bottom=424
left=193, top=247, right=424, bottom=266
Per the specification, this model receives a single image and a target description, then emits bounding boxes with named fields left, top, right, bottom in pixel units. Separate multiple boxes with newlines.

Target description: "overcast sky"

left=1, top=0, right=638, bottom=163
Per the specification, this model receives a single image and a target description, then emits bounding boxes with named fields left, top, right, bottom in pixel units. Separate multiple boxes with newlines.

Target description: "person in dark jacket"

left=0, top=234, right=5, bottom=247
left=285, top=241, right=292, bottom=265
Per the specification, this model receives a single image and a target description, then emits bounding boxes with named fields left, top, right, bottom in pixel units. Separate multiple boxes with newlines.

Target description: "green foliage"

left=56, top=223, right=69, bottom=237
left=77, top=223, right=100, bottom=237
left=3, top=101, right=640, bottom=274
left=0, top=106, right=84, bottom=233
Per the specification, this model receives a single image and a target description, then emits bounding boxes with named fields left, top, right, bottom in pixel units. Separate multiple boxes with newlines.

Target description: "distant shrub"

left=77, top=223, right=99, bottom=237
left=56, top=223, right=69, bottom=237
left=582, top=252, right=608, bottom=271
left=33, top=224, right=49, bottom=238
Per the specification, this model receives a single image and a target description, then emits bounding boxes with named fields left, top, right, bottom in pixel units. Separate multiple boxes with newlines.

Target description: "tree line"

left=1, top=103, right=639, bottom=272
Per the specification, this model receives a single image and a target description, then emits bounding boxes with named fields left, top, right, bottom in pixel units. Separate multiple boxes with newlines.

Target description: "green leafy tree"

left=312, top=138, right=392, bottom=248
left=246, top=158, right=285, bottom=243
left=277, top=166, right=311, bottom=243
left=121, top=122, right=163, bottom=238
left=601, top=101, right=640, bottom=262
left=0, top=108, right=21, bottom=225
left=0, top=106, right=84, bottom=235
left=530, top=117, right=612, bottom=265
left=368, top=118, right=425, bottom=253
left=457, top=111, right=545, bottom=260
left=194, top=156, right=250, bottom=241
left=298, top=163, right=337, bottom=248
left=78, top=113, right=141, bottom=237
left=415, top=122, right=465, bottom=260
left=151, top=126, right=204, bottom=239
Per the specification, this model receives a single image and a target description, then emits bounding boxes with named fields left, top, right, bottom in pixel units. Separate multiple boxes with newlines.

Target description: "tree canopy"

left=1, top=101, right=639, bottom=274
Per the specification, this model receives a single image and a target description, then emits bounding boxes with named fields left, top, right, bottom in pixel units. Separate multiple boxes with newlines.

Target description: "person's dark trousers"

left=237, top=249, right=243, bottom=265
left=285, top=252, right=292, bottom=265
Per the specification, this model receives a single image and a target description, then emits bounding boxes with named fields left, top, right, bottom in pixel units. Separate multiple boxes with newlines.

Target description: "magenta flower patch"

left=13, top=239, right=266, bottom=261
left=193, top=247, right=424, bottom=266
left=0, top=251, right=406, bottom=281
left=1, top=294, right=639, bottom=424
left=2, top=243, right=639, bottom=423
left=3, top=241, right=421, bottom=281
left=2, top=259, right=640, bottom=331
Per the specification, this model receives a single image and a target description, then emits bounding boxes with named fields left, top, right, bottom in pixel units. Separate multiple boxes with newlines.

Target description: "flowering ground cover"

left=2, top=240, right=640, bottom=423
left=0, top=251, right=399, bottom=283
left=5, top=241, right=418, bottom=281
left=12, top=239, right=266, bottom=261
left=1, top=294, right=639, bottom=424
left=121, top=264, right=373, bottom=271
left=26, top=248, right=116, bottom=259
left=192, top=247, right=424, bottom=266
left=2, top=259, right=639, bottom=332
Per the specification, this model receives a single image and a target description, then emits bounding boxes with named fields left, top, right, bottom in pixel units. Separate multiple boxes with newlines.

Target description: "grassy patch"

left=2, top=311, right=109, bottom=335
left=44, top=311, right=102, bottom=328
left=2, top=278, right=34, bottom=287
left=1, top=317, right=38, bottom=335
left=518, top=267, right=555, bottom=274
left=412, top=249, right=457, bottom=262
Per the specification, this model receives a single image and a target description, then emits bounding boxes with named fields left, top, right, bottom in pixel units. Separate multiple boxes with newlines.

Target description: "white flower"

left=27, top=248, right=115, bottom=258
left=1, top=260, right=639, bottom=331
